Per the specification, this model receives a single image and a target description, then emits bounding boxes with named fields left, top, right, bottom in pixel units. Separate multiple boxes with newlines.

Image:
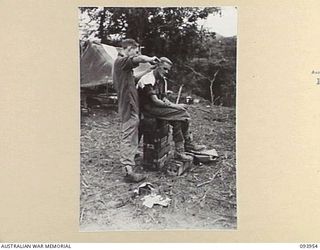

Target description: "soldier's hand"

left=174, top=103, right=187, bottom=110
left=149, top=56, right=160, bottom=65
left=179, top=104, right=188, bottom=110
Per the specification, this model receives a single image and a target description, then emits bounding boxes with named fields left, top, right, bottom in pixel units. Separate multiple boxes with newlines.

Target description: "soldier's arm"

left=150, top=95, right=185, bottom=110
left=132, top=55, right=160, bottom=65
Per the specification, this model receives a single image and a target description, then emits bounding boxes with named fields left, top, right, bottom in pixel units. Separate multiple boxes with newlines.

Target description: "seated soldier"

left=137, top=57, right=205, bottom=161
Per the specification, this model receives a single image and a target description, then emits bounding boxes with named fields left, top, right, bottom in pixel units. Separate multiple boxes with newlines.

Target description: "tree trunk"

left=99, top=8, right=106, bottom=43
left=210, top=70, right=219, bottom=104
left=210, top=80, right=214, bottom=104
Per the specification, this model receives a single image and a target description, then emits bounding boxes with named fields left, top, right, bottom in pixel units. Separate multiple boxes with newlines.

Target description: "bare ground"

left=80, top=101, right=236, bottom=231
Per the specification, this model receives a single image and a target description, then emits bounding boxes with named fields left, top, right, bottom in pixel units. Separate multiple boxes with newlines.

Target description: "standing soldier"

left=113, top=39, right=159, bottom=182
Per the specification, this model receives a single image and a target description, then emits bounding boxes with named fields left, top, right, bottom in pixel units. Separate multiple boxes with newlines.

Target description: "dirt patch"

left=80, top=102, right=236, bottom=231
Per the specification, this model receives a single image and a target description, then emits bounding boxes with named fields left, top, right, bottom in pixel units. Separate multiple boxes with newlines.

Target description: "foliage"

left=79, top=8, right=101, bottom=42
left=180, top=35, right=237, bottom=106
left=79, top=7, right=237, bottom=106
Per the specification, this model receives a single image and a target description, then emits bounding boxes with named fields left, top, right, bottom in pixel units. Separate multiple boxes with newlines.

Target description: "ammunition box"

left=143, top=152, right=172, bottom=171
left=167, top=159, right=192, bottom=176
left=143, top=143, right=171, bottom=160
left=141, top=117, right=172, bottom=171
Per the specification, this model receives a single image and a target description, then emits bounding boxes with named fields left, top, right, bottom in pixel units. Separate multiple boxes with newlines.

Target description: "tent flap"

left=80, top=41, right=118, bottom=87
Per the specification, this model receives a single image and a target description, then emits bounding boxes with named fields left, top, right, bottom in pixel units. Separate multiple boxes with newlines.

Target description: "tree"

left=79, top=7, right=101, bottom=42
left=79, top=7, right=220, bottom=57
left=79, top=7, right=237, bottom=107
left=185, top=65, right=220, bottom=104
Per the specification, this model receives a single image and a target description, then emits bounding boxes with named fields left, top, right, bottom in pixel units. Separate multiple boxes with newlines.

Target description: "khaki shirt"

left=113, top=55, right=139, bottom=122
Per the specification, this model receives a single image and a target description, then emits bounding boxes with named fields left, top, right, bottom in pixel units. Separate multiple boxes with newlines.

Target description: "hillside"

left=80, top=101, right=236, bottom=230
left=171, top=35, right=237, bottom=107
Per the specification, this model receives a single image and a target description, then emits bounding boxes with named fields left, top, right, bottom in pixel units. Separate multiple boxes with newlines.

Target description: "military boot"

left=174, top=142, right=193, bottom=162
left=123, top=165, right=146, bottom=183
left=184, top=134, right=206, bottom=152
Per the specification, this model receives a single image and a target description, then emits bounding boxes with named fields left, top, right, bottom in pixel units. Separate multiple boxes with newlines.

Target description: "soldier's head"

left=121, top=39, right=140, bottom=57
left=156, top=57, right=173, bottom=78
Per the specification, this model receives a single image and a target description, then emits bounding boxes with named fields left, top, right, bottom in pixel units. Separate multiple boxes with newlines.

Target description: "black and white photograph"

left=79, top=6, right=237, bottom=231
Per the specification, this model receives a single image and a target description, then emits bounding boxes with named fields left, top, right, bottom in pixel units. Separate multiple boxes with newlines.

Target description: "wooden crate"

left=143, top=152, right=172, bottom=171
left=167, top=159, right=192, bottom=176
left=142, top=126, right=169, bottom=142
left=143, top=141, right=171, bottom=161
left=141, top=118, right=172, bottom=171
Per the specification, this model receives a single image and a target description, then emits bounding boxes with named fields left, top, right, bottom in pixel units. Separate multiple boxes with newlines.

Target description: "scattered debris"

left=193, top=99, right=200, bottom=104
left=81, top=174, right=89, bottom=188
left=185, top=96, right=193, bottom=104
left=187, top=148, right=218, bottom=163
left=80, top=104, right=236, bottom=229
left=133, top=182, right=155, bottom=196
left=80, top=208, right=85, bottom=223
left=141, top=194, right=171, bottom=208
left=197, top=167, right=223, bottom=188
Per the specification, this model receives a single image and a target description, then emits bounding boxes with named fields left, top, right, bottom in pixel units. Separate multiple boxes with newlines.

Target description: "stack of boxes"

left=141, top=118, right=172, bottom=171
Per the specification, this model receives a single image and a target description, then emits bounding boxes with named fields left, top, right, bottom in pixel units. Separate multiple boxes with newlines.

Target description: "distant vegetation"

left=79, top=7, right=237, bottom=107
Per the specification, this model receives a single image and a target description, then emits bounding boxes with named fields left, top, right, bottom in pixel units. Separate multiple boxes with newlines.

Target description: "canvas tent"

left=80, top=40, right=153, bottom=88
left=80, top=41, right=119, bottom=88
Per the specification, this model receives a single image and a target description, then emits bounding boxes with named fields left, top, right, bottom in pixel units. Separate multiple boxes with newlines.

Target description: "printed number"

left=300, top=244, right=318, bottom=248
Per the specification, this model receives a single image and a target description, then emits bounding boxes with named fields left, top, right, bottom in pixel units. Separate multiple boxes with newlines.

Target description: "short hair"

left=121, top=39, right=139, bottom=49
left=159, top=57, right=173, bottom=66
